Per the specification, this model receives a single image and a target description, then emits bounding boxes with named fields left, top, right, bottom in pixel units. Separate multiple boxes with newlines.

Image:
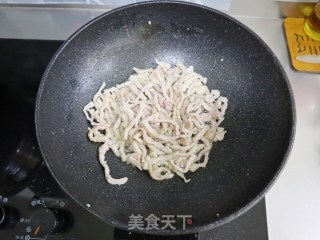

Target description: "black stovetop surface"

left=0, top=39, right=268, bottom=240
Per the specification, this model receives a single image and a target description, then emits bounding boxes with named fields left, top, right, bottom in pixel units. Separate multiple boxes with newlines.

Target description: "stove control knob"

left=0, top=205, right=20, bottom=229
left=30, top=208, right=72, bottom=236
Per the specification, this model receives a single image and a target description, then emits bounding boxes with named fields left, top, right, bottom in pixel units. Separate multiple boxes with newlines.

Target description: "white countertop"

left=237, top=16, right=320, bottom=240
left=1, top=1, right=319, bottom=239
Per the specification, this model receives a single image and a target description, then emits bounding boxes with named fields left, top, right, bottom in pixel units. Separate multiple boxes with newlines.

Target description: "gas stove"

left=0, top=38, right=268, bottom=240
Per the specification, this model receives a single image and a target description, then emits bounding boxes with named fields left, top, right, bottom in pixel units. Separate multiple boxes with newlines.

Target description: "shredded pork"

left=83, top=61, right=228, bottom=185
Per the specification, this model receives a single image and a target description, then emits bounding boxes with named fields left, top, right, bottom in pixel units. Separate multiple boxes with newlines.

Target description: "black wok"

left=35, top=1, right=295, bottom=235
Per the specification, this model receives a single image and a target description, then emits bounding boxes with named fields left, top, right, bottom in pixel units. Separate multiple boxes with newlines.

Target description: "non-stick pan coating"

left=35, top=1, right=295, bottom=235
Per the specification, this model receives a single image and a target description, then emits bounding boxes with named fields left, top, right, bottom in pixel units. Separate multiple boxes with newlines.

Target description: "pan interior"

left=36, top=2, right=294, bottom=234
